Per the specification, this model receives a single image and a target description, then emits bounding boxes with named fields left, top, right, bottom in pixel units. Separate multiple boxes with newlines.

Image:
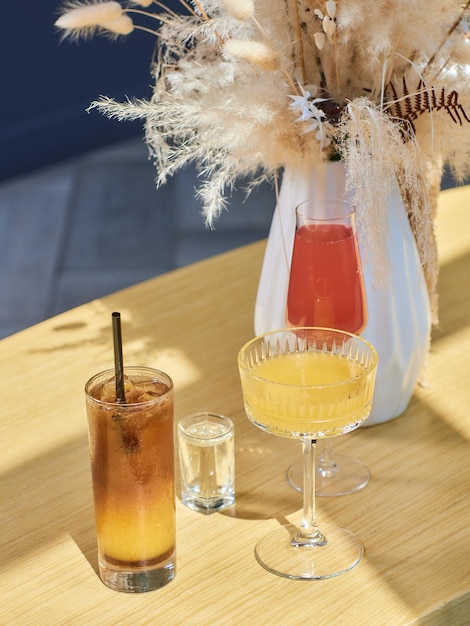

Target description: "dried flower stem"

left=133, top=23, right=158, bottom=36
left=127, top=7, right=171, bottom=23
left=288, top=0, right=306, bottom=84
left=191, top=0, right=210, bottom=21
left=171, top=0, right=198, bottom=19
left=150, top=0, right=181, bottom=19
left=425, top=0, right=470, bottom=75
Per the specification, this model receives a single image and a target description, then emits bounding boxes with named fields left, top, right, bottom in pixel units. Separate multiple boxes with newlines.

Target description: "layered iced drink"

left=85, top=367, right=175, bottom=592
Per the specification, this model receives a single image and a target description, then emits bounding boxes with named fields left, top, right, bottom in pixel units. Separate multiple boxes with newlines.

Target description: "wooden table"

left=1, top=186, right=469, bottom=625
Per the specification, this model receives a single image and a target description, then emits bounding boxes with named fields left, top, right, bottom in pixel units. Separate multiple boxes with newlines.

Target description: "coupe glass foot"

left=287, top=454, right=370, bottom=497
left=255, top=523, right=363, bottom=580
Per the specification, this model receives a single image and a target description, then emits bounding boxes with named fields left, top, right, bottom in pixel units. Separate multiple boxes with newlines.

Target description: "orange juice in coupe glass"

left=238, top=328, right=377, bottom=580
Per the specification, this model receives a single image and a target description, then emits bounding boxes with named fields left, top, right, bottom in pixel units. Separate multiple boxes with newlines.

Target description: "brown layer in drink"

left=87, top=372, right=175, bottom=567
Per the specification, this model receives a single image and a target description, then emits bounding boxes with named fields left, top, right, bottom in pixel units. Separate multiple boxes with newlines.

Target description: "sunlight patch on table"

left=423, top=331, right=470, bottom=440
left=437, top=190, right=470, bottom=263
left=121, top=340, right=201, bottom=389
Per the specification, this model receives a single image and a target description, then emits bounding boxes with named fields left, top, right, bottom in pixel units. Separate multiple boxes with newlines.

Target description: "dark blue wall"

left=1, top=1, right=161, bottom=181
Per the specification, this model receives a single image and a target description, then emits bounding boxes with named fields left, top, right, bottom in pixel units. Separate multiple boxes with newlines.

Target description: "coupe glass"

left=286, top=199, right=370, bottom=496
left=238, top=327, right=377, bottom=579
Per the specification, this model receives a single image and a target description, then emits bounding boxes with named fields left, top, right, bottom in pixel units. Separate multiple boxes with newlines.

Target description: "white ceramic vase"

left=254, top=161, right=432, bottom=426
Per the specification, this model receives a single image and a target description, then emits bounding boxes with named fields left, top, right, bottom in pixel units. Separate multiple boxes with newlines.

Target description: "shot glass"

left=85, top=366, right=176, bottom=593
left=178, top=412, right=235, bottom=514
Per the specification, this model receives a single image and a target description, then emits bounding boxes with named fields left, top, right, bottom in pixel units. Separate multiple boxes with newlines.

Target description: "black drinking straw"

left=112, top=312, right=126, bottom=403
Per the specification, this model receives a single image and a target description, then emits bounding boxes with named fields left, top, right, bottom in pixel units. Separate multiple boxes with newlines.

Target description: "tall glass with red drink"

left=287, top=200, right=367, bottom=333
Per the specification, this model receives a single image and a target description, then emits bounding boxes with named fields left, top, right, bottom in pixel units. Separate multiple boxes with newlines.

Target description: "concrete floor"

left=0, top=138, right=275, bottom=338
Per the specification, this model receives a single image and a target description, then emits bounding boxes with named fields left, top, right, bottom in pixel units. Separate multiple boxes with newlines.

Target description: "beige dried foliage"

left=55, top=1, right=124, bottom=38
left=221, top=0, right=254, bottom=21
left=57, top=0, right=470, bottom=316
left=222, top=40, right=280, bottom=72
left=101, top=14, right=133, bottom=34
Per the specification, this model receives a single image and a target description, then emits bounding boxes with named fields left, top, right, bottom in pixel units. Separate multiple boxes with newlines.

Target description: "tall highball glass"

left=85, top=367, right=175, bottom=592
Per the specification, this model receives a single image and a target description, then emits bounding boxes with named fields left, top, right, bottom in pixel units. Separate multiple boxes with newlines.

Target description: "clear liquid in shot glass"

left=178, top=413, right=235, bottom=514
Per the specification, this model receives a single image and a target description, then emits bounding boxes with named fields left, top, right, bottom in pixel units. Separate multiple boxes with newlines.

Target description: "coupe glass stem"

left=318, top=439, right=338, bottom=478
left=292, top=438, right=327, bottom=547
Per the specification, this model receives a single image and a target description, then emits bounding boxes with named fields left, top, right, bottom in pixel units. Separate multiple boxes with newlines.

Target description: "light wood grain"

left=1, top=187, right=469, bottom=625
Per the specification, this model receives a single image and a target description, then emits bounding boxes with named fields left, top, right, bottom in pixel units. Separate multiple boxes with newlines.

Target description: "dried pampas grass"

left=221, top=0, right=254, bottom=22
left=56, top=0, right=470, bottom=315
left=55, top=1, right=126, bottom=39
left=222, top=40, right=280, bottom=72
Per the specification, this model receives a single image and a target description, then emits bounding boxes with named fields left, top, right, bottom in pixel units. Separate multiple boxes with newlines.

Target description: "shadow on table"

left=223, top=430, right=301, bottom=522
left=0, top=423, right=301, bottom=581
